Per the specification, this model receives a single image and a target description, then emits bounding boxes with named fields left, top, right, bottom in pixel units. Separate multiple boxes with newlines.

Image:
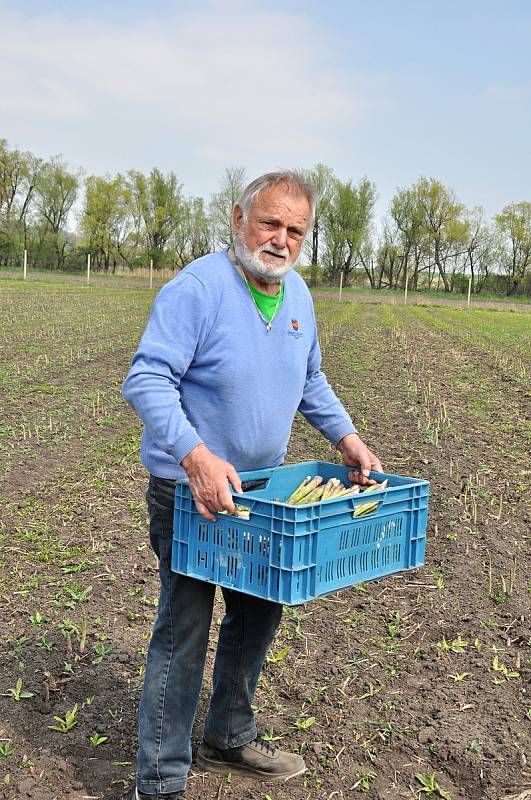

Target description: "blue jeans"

left=137, top=475, right=283, bottom=795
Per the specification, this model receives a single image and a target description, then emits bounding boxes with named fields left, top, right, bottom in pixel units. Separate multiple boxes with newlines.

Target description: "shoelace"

left=254, top=736, right=277, bottom=755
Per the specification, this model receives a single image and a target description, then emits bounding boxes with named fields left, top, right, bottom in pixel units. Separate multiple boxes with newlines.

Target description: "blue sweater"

left=122, top=251, right=356, bottom=480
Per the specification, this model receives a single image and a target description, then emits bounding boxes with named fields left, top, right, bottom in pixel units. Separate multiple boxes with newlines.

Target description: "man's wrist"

left=337, top=432, right=359, bottom=453
left=181, top=443, right=209, bottom=472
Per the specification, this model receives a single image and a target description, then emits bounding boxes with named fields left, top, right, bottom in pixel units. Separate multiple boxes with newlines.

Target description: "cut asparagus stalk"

left=219, top=504, right=251, bottom=520
left=353, top=501, right=378, bottom=517
left=287, top=475, right=323, bottom=504
left=286, top=475, right=312, bottom=504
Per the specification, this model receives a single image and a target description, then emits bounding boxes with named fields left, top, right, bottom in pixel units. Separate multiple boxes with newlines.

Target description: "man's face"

left=232, top=184, right=311, bottom=282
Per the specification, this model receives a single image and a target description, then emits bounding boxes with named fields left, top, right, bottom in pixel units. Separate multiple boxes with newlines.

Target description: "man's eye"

left=289, top=230, right=303, bottom=239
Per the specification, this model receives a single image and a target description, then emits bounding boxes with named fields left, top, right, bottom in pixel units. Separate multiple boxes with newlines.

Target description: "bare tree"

left=209, top=166, right=246, bottom=250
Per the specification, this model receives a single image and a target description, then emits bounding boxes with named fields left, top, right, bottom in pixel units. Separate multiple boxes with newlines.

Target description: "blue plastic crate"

left=172, top=460, right=429, bottom=605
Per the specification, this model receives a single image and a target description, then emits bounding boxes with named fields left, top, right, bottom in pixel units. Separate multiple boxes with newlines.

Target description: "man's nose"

left=271, top=227, right=288, bottom=248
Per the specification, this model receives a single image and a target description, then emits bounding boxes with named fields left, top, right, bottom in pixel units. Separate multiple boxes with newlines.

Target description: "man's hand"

left=337, top=433, right=383, bottom=487
left=181, top=444, right=242, bottom=521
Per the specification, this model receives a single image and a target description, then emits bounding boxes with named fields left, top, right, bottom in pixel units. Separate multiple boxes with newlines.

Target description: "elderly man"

left=123, top=170, right=382, bottom=799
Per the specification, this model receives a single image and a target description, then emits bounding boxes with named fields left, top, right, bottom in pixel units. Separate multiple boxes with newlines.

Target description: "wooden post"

left=404, top=272, right=408, bottom=305
left=87, top=253, right=91, bottom=286
left=467, top=276, right=472, bottom=309
left=150, top=258, right=153, bottom=290
left=339, top=270, right=343, bottom=302
left=23, top=249, right=27, bottom=280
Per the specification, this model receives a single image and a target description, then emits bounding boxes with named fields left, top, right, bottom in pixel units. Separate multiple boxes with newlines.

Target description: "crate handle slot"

left=241, top=478, right=269, bottom=492
left=351, top=484, right=389, bottom=519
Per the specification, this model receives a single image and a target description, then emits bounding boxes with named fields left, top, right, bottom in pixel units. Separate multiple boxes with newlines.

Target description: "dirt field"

left=0, top=280, right=529, bottom=800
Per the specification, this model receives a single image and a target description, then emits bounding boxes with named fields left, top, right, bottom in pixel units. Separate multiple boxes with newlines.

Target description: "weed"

left=48, top=704, right=79, bottom=733
left=0, top=678, right=34, bottom=701
left=415, top=771, right=452, bottom=799
left=89, top=733, right=109, bottom=746
left=0, top=741, right=15, bottom=757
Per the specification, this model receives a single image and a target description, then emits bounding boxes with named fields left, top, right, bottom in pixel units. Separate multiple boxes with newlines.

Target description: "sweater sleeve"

left=122, top=273, right=210, bottom=465
left=297, top=302, right=357, bottom=446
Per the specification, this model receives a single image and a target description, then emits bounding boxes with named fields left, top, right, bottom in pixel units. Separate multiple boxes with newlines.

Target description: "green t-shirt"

left=246, top=280, right=284, bottom=321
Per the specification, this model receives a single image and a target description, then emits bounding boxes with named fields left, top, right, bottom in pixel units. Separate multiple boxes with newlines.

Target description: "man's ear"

left=232, top=203, right=244, bottom=233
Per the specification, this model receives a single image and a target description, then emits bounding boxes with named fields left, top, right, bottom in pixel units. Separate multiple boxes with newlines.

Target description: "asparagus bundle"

left=286, top=476, right=374, bottom=506
left=219, top=504, right=251, bottom=520
left=353, top=480, right=389, bottom=516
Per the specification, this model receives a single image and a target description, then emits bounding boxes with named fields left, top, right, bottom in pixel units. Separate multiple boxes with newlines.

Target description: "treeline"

left=1, top=139, right=530, bottom=294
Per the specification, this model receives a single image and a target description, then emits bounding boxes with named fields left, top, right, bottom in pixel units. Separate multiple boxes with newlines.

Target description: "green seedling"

left=82, top=696, right=95, bottom=707
left=0, top=678, right=34, bottom=701
left=355, top=769, right=377, bottom=790
left=436, top=635, right=468, bottom=654
left=356, top=683, right=383, bottom=702
left=266, top=646, right=289, bottom=664
left=62, top=662, right=75, bottom=676
left=415, top=772, right=453, bottom=799
left=36, top=635, right=56, bottom=652
left=0, top=741, right=15, bottom=757
left=261, top=727, right=288, bottom=742
left=466, top=739, right=481, bottom=753
left=490, top=654, right=520, bottom=682
left=92, top=644, right=111, bottom=664
left=294, top=716, right=316, bottom=730
left=48, top=704, right=78, bottom=733
left=89, top=733, right=108, bottom=746
left=448, top=672, right=471, bottom=682
left=29, top=611, right=45, bottom=625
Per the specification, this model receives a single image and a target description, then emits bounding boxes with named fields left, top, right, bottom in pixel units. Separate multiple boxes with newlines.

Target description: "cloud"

left=0, top=2, right=372, bottom=170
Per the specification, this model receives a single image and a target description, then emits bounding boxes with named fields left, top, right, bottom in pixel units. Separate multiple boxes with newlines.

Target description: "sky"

left=1, top=0, right=530, bottom=225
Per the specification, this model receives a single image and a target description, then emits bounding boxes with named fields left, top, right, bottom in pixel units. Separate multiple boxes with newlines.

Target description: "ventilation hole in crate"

left=375, top=518, right=402, bottom=542
left=336, top=557, right=346, bottom=579
left=348, top=554, right=357, bottom=575
left=258, top=533, right=271, bottom=558
left=227, top=528, right=239, bottom=551
left=243, top=530, right=253, bottom=554
left=197, top=550, right=208, bottom=569
left=199, top=523, right=209, bottom=543
left=226, top=555, right=240, bottom=579
left=370, top=547, right=381, bottom=571
left=393, top=543, right=402, bottom=562
left=325, top=561, right=334, bottom=582
left=213, top=527, right=223, bottom=546
left=339, top=528, right=361, bottom=551
left=360, top=551, right=368, bottom=572
left=257, top=564, right=269, bottom=587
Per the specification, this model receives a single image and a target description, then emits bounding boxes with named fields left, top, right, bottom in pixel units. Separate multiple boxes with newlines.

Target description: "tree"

left=128, top=168, right=183, bottom=268
left=209, top=166, right=246, bottom=250
left=415, top=177, right=468, bottom=292
left=304, top=163, right=335, bottom=285
left=33, top=157, right=80, bottom=268
left=173, top=196, right=213, bottom=267
left=0, top=140, right=42, bottom=263
left=495, top=201, right=531, bottom=293
left=82, top=174, right=134, bottom=271
left=321, top=177, right=376, bottom=285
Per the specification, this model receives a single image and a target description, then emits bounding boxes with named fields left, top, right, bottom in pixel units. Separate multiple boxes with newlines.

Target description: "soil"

left=0, top=285, right=529, bottom=800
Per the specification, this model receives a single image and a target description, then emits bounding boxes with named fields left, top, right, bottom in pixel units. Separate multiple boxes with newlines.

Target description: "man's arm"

left=122, top=274, right=241, bottom=517
left=298, top=314, right=383, bottom=485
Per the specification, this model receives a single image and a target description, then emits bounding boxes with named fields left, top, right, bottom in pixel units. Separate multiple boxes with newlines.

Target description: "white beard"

left=233, top=230, right=296, bottom=284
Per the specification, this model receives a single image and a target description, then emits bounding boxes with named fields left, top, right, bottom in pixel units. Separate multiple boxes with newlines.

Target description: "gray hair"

left=236, top=170, right=316, bottom=230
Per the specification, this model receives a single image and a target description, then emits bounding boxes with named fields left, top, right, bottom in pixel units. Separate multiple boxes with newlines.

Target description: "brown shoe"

left=196, top=737, right=306, bottom=781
